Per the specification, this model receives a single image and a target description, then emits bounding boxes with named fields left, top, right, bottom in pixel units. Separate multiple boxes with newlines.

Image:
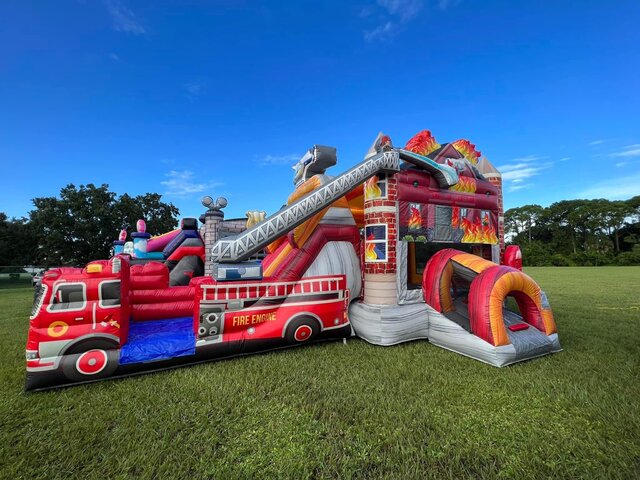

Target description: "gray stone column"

left=204, top=209, right=224, bottom=277
left=201, top=196, right=228, bottom=277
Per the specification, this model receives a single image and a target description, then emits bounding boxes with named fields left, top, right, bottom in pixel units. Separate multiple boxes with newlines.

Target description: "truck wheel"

left=61, top=340, right=119, bottom=382
left=285, top=316, right=320, bottom=344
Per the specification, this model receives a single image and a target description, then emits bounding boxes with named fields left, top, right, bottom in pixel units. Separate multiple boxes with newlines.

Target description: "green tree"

left=0, top=213, right=39, bottom=266
left=29, top=184, right=179, bottom=266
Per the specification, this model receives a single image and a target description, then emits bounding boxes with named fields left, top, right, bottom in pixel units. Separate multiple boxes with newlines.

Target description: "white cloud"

left=108, top=52, right=120, bottom=61
left=616, top=161, right=628, bottom=168
left=588, top=139, right=607, bottom=146
left=437, top=0, right=460, bottom=10
left=497, top=155, right=553, bottom=192
left=161, top=170, right=221, bottom=197
left=578, top=173, right=640, bottom=200
left=559, top=157, right=571, bottom=162
left=363, top=0, right=426, bottom=42
left=501, top=166, right=549, bottom=183
left=364, top=21, right=394, bottom=41
left=508, top=154, right=547, bottom=163
left=610, top=144, right=640, bottom=158
left=258, top=154, right=301, bottom=166
left=508, top=184, right=531, bottom=193
left=378, top=0, right=423, bottom=22
left=106, top=0, right=146, bottom=35
left=184, top=81, right=203, bottom=96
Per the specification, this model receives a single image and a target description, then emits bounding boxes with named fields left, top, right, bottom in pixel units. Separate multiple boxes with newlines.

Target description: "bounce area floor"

left=119, top=317, right=196, bottom=364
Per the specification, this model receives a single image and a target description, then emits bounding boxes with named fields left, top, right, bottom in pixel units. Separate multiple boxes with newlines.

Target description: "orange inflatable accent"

left=264, top=243, right=293, bottom=277
left=264, top=175, right=355, bottom=275
left=439, top=261, right=455, bottom=312
left=469, top=266, right=555, bottom=346
left=450, top=253, right=495, bottom=274
left=345, top=186, right=364, bottom=227
left=541, top=309, right=557, bottom=335
left=490, top=271, right=541, bottom=346
left=265, top=176, right=323, bottom=253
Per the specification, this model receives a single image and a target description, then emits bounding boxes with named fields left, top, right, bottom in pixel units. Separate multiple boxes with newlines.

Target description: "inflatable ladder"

left=210, top=150, right=401, bottom=263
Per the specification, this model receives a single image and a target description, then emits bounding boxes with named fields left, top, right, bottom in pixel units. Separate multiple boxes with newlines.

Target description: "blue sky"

left=2, top=0, right=639, bottom=225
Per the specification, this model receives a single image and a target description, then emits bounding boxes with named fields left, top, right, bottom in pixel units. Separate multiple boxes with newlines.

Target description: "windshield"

left=30, top=284, right=47, bottom=320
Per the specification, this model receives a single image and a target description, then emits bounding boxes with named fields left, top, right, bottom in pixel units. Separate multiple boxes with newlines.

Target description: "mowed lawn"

left=1, top=268, right=639, bottom=479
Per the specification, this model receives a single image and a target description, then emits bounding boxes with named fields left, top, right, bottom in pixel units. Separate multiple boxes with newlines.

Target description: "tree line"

left=3, top=184, right=638, bottom=269
left=0, top=184, right=180, bottom=268
left=505, top=196, right=640, bottom=266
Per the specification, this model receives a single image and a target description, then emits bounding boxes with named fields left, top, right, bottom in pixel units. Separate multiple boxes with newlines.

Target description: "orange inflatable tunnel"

left=423, top=249, right=557, bottom=347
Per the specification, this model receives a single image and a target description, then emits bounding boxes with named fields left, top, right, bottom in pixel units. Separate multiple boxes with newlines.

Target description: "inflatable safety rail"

left=24, top=255, right=352, bottom=391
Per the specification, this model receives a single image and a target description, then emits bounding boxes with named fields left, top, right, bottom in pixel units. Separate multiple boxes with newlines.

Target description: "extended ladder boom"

left=211, top=150, right=401, bottom=263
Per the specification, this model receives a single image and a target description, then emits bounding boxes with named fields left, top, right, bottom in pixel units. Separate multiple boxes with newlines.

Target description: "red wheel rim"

left=294, top=325, right=313, bottom=342
left=75, top=349, right=108, bottom=375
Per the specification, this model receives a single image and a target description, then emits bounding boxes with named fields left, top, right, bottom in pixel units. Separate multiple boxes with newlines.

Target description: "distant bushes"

left=506, top=197, right=640, bottom=266
left=518, top=241, right=640, bottom=266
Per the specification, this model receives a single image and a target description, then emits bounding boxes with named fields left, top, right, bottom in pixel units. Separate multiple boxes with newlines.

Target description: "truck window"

left=49, top=284, right=86, bottom=311
left=100, top=281, right=120, bottom=307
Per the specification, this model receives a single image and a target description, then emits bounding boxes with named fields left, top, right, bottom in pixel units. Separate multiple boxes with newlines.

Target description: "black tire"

left=61, top=339, right=119, bottom=382
left=285, top=316, right=321, bottom=344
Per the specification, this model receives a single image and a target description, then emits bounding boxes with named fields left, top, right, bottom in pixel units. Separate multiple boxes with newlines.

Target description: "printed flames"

left=404, top=130, right=441, bottom=157
left=365, top=233, right=377, bottom=261
left=449, top=176, right=476, bottom=194
left=365, top=176, right=382, bottom=199
left=453, top=208, right=498, bottom=244
left=408, top=205, right=422, bottom=230
left=450, top=139, right=481, bottom=165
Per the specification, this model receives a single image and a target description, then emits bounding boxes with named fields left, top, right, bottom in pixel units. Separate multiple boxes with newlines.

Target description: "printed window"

left=48, top=283, right=86, bottom=312
left=99, top=281, right=121, bottom=308
left=365, top=224, right=388, bottom=263
left=434, top=206, right=453, bottom=242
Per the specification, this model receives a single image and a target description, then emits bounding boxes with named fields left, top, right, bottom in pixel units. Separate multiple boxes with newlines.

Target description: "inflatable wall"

left=24, top=130, right=560, bottom=391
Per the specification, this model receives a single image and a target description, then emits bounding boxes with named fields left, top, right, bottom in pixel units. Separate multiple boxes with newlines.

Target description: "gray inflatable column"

left=201, top=196, right=227, bottom=277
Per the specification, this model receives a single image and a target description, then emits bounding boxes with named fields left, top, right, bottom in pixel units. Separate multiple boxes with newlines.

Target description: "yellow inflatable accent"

left=86, top=264, right=102, bottom=273
left=264, top=244, right=292, bottom=277
left=48, top=321, right=69, bottom=338
left=150, top=229, right=179, bottom=241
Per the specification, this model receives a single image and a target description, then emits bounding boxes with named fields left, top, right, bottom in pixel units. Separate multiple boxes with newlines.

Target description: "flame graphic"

left=408, top=206, right=422, bottom=230
left=460, top=218, right=497, bottom=244
left=449, top=176, right=477, bottom=194
left=405, top=130, right=441, bottom=156
left=451, top=139, right=481, bottom=165
left=365, top=242, right=378, bottom=261
left=451, top=207, right=460, bottom=228
left=365, top=176, right=382, bottom=199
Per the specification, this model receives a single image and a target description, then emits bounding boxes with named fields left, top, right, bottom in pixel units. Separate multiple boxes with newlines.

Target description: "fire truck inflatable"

left=25, top=131, right=561, bottom=391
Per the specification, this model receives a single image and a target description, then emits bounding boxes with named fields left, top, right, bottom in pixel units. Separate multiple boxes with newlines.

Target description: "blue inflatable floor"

left=120, top=317, right=196, bottom=365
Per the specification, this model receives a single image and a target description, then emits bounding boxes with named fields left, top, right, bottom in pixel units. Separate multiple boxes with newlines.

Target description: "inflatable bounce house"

left=25, top=130, right=561, bottom=390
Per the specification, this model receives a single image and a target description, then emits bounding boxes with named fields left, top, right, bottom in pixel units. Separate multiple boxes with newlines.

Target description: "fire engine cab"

left=27, top=259, right=125, bottom=381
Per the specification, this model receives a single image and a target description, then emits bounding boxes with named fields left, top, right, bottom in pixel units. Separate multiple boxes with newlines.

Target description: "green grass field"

left=1, top=267, right=639, bottom=479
